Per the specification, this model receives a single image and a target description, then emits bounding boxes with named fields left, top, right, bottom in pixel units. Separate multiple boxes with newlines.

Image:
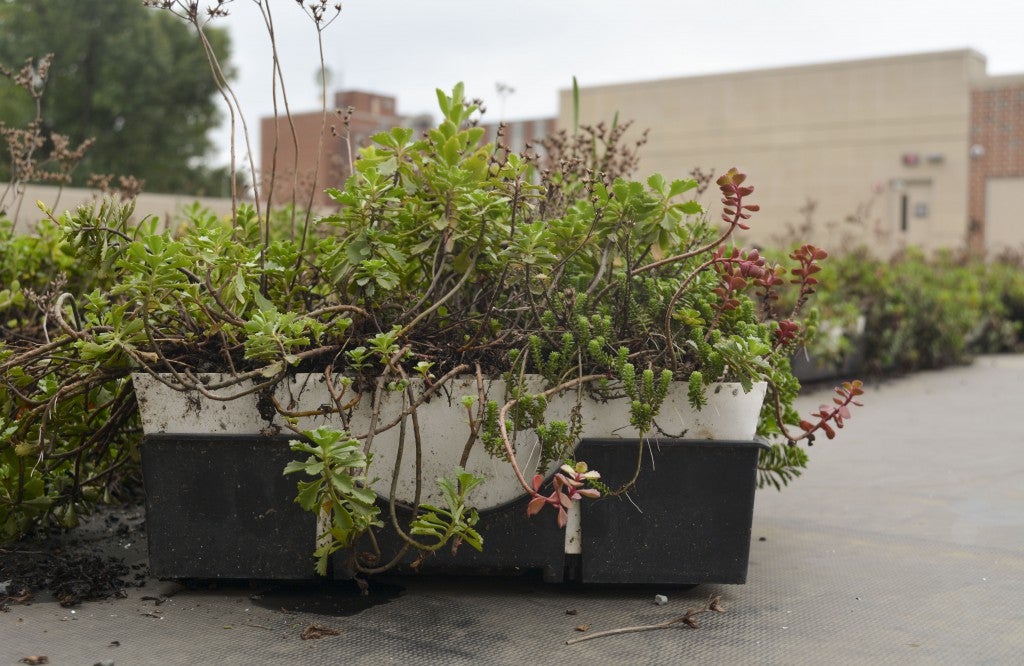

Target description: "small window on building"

left=914, top=202, right=929, bottom=219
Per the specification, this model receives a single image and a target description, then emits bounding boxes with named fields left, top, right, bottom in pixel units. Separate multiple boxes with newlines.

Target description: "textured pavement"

left=2, top=355, right=1023, bottom=665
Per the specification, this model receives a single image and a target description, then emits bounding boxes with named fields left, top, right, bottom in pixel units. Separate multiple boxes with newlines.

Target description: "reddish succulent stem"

left=776, top=380, right=865, bottom=445
left=662, top=170, right=760, bottom=371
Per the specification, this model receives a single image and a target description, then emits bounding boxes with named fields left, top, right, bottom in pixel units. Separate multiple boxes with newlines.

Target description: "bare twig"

left=566, top=595, right=725, bottom=645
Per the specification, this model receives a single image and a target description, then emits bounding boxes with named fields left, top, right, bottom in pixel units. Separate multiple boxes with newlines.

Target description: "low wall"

left=2, top=184, right=238, bottom=233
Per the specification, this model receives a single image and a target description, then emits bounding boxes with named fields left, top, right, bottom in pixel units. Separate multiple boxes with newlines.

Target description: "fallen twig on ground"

left=565, top=595, right=725, bottom=646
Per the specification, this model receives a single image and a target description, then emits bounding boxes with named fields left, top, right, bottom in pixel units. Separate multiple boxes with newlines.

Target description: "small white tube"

left=564, top=501, right=582, bottom=555
left=316, top=506, right=331, bottom=551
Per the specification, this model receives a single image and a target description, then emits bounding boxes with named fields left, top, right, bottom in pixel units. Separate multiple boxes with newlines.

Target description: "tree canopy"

left=0, top=0, right=232, bottom=195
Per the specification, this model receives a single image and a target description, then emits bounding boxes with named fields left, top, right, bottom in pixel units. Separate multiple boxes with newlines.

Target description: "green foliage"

left=8, top=60, right=1024, bottom=554
left=802, top=247, right=1024, bottom=375
left=978, top=258, right=1024, bottom=352
left=1, top=83, right=871, bottom=547
left=757, top=443, right=808, bottom=490
left=618, top=364, right=673, bottom=433
left=0, top=213, right=100, bottom=325
left=687, top=371, right=707, bottom=410
left=0, top=210, right=141, bottom=539
left=409, top=468, right=485, bottom=553
left=284, top=427, right=381, bottom=576
left=0, top=0, right=231, bottom=193
left=285, top=429, right=486, bottom=570
left=479, top=400, right=506, bottom=461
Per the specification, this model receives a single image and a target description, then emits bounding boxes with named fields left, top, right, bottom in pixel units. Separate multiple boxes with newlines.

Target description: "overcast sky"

left=209, top=0, right=1024, bottom=164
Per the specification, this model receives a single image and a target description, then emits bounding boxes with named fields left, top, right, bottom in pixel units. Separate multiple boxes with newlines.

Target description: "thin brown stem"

left=566, top=595, right=725, bottom=645
left=496, top=373, right=608, bottom=495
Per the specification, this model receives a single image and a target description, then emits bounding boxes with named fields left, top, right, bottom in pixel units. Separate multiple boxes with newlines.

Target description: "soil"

left=0, top=505, right=148, bottom=609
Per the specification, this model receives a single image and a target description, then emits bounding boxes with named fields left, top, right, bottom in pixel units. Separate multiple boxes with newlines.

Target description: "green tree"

left=0, top=0, right=232, bottom=195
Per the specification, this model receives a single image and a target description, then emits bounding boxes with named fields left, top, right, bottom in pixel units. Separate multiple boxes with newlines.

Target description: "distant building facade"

left=478, top=117, right=558, bottom=156
left=559, top=50, right=1024, bottom=255
left=970, top=74, right=1024, bottom=254
left=261, top=53, right=1024, bottom=254
left=259, top=90, right=419, bottom=209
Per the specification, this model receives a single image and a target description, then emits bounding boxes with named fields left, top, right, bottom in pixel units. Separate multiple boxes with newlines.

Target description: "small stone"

left=654, top=594, right=668, bottom=605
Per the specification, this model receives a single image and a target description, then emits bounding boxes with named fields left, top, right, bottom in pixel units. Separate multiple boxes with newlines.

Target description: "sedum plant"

left=1, top=83, right=862, bottom=568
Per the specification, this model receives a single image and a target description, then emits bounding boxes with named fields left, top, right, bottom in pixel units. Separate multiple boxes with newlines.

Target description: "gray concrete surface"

left=3, top=355, right=1023, bottom=665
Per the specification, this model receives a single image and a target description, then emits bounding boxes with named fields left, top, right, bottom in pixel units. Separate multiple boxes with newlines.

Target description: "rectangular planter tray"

left=142, top=434, right=764, bottom=585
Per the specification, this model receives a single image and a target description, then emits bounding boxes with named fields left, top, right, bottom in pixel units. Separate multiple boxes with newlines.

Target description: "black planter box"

left=142, top=434, right=764, bottom=585
left=575, top=438, right=765, bottom=585
left=142, top=434, right=317, bottom=579
left=141, top=433, right=566, bottom=581
left=356, top=493, right=567, bottom=582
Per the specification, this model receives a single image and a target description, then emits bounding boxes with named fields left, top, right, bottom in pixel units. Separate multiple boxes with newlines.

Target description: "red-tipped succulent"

left=717, top=167, right=760, bottom=230
left=775, top=319, right=801, bottom=346
left=526, top=462, right=602, bottom=528
left=797, top=380, right=865, bottom=444
left=712, top=247, right=772, bottom=311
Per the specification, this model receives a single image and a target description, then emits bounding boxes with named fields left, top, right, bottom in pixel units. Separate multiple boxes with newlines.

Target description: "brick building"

left=970, top=75, right=1024, bottom=253
left=259, top=90, right=422, bottom=209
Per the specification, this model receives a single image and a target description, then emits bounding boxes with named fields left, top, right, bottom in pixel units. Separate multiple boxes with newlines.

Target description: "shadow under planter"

left=142, top=434, right=764, bottom=585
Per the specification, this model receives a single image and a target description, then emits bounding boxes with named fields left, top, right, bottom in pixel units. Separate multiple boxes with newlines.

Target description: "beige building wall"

left=4, top=184, right=236, bottom=233
left=985, top=177, right=1024, bottom=254
left=559, top=50, right=989, bottom=255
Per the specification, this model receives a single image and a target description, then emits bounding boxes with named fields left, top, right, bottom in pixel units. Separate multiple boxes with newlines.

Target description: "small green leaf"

left=668, top=179, right=698, bottom=197
left=442, top=135, right=461, bottom=166
left=259, top=361, right=284, bottom=378
left=282, top=460, right=311, bottom=476
left=436, top=87, right=451, bottom=115
left=646, top=173, right=666, bottom=194
left=295, top=480, right=321, bottom=511
left=232, top=271, right=247, bottom=303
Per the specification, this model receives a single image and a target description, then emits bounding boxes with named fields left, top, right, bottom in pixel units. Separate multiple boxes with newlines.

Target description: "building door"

left=890, top=179, right=933, bottom=250
left=985, top=177, right=1024, bottom=255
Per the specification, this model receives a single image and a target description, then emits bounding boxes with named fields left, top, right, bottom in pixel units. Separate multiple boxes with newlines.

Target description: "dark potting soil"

left=0, top=505, right=148, bottom=609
